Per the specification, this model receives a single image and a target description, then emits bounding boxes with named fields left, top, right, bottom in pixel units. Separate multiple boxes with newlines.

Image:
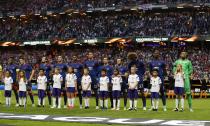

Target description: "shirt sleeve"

left=60, top=75, right=63, bottom=81
left=45, top=77, right=47, bottom=83
left=0, top=65, right=2, bottom=72
left=74, top=74, right=77, bottom=80
left=89, top=76, right=92, bottom=83
left=11, top=78, right=14, bottom=84
left=136, top=75, right=140, bottom=82
left=120, top=77, right=123, bottom=83
left=158, top=77, right=162, bottom=85
left=106, top=77, right=109, bottom=83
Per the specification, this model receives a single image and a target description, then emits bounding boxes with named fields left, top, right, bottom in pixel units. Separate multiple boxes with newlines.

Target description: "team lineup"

left=0, top=50, right=193, bottom=112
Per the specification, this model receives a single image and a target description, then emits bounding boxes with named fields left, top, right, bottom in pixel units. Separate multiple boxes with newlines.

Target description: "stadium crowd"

left=0, top=11, right=210, bottom=41
left=0, top=46, right=209, bottom=80
left=1, top=0, right=210, bottom=14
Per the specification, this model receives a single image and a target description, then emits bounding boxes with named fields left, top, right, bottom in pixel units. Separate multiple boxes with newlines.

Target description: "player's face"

left=55, top=69, right=59, bottom=74
left=57, top=56, right=63, bottom=62
left=103, top=58, right=108, bottom=64
left=101, top=71, right=106, bottom=76
left=180, top=52, right=187, bottom=59
left=19, top=59, right=25, bottom=65
left=39, top=70, right=44, bottom=76
left=125, top=72, right=129, bottom=77
left=131, top=67, right=136, bottom=74
left=19, top=71, right=24, bottom=77
left=68, top=67, right=74, bottom=73
left=177, top=64, right=182, bottom=71
left=152, top=71, right=158, bottom=76
left=117, top=59, right=122, bottom=65
left=83, top=69, right=89, bottom=75
left=5, top=71, right=10, bottom=77
left=153, top=50, right=160, bottom=58
left=204, top=75, right=208, bottom=80
left=8, top=58, right=13, bottom=64
left=73, top=56, right=77, bottom=61
left=88, top=52, right=93, bottom=59
left=114, top=70, right=118, bottom=76
left=41, top=57, right=47, bottom=63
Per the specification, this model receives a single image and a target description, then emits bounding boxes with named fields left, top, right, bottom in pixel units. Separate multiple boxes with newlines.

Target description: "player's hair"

left=179, top=51, right=188, bottom=57
left=19, top=57, right=25, bottom=60
left=176, top=64, right=183, bottom=73
left=114, top=68, right=119, bottom=74
left=101, top=68, right=107, bottom=73
left=54, top=67, right=60, bottom=72
left=152, top=69, right=159, bottom=75
left=127, top=52, right=137, bottom=60
left=67, top=66, right=74, bottom=73
left=39, top=68, right=45, bottom=72
left=154, top=49, right=160, bottom=53
left=103, top=56, right=108, bottom=59
left=18, top=70, right=27, bottom=82
left=83, top=67, right=89, bottom=71
left=152, top=69, right=158, bottom=72
left=4, top=70, right=11, bottom=76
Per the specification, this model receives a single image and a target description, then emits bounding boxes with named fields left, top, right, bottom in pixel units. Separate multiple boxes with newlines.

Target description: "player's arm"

left=128, top=80, right=131, bottom=89
left=97, top=65, right=101, bottom=79
left=158, top=77, right=162, bottom=85
left=148, top=79, right=152, bottom=89
left=11, top=77, right=14, bottom=84
left=119, top=77, right=123, bottom=86
left=173, top=61, right=177, bottom=74
left=16, top=68, right=20, bottom=83
left=74, top=75, right=77, bottom=91
left=81, top=80, right=84, bottom=90
left=65, top=76, right=67, bottom=89
left=60, top=76, right=63, bottom=84
left=0, top=65, right=3, bottom=81
left=44, top=77, right=47, bottom=89
left=163, top=62, right=167, bottom=77
left=188, top=61, right=193, bottom=76
left=106, top=77, right=110, bottom=90
left=141, top=61, right=146, bottom=77
left=29, top=65, right=35, bottom=81
left=148, top=62, right=152, bottom=74
left=182, top=72, right=186, bottom=80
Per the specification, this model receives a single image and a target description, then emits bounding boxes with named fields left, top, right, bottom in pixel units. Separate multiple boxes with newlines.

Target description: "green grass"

left=0, top=91, right=209, bottom=126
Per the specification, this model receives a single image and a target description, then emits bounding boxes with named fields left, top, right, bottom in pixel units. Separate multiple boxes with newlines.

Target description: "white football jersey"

left=99, top=76, right=109, bottom=91
left=37, top=75, right=47, bottom=90
left=19, top=78, right=27, bottom=91
left=66, top=73, right=77, bottom=87
left=128, top=74, right=139, bottom=89
left=53, top=74, right=63, bottom=89
left=4, top=77, right=13, bottom=90
left=174, top=72, right=185, bottom=87
left=150, top=77, right=161, bottom=92
left=112, top=76, right=122, bottom=91
left=81, top=75, right=92, bottom=90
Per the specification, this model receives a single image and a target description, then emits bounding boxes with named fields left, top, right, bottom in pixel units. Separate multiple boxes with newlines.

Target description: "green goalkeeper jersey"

left=173, top=59, right=193, bottom=78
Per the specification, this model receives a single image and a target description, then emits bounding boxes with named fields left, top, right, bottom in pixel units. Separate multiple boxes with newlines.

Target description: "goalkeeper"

left=173, top=51, right=193, bottom=112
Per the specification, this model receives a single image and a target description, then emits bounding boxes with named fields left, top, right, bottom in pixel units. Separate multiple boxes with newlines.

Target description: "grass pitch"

left=0, top=91, right=209, bottom=126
